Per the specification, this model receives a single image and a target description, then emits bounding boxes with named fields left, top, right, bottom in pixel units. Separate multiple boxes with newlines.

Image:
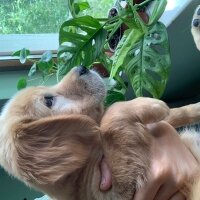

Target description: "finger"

left=99, top=157, right=112, bottom=191
left=147, top=121, right=177, bottom=138
left=169, top=192, right=186, bottom=200
left=154, top=183, right=178, bottom=200
left=134, top=180, right=161, bottom=200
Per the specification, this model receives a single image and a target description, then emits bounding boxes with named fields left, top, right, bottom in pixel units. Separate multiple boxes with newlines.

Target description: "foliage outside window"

left=0, top=0, right=114, bottom=34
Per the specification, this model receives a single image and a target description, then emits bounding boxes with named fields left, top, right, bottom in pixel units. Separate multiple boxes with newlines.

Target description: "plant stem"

left=105, top=15, right=120, bottom=25
left=127, top=0, right=148, bottom=33
left=106, top=20, right=122, bottom=42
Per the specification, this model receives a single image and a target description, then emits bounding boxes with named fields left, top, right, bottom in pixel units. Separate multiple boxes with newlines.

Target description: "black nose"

left=193, top=19, right=200, bottom=27
left=78, top=65, right=89, bottom=76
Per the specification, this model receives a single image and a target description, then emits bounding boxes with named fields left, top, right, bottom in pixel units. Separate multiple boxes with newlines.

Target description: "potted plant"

left=15, top=0, right=170, bottom=106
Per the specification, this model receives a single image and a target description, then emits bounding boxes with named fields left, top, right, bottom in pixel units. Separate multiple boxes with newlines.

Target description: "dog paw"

left=132, top=97, right=170, bottom=124
left=191, top=5, right=200, bottom=51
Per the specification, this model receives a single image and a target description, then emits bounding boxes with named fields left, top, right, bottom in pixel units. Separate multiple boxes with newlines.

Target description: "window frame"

left=0, top=33, right=58, bottom=67
left=0, top=0, right=190, bottom=66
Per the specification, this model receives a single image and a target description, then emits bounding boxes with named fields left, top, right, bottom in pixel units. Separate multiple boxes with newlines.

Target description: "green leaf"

left=40, top=51, right=52, bottom=62
left=28, top=63, right=37, bottom=77
left=12, top=50, right=21, bottom=57
left=74, top=2, right=90, bottom=15
left=12, top=48, right=30, bottom=64
left=104, top=90, right=125, bottom=107
left=110, top=29, right=144, bottom=78
left=17, top=78, right=27, bottom=90
left=38, top=59, right=54, bottom=75
left=58, top=16, right=107, bottom=75
left=20, top=48, right=30, bottom=64
left=36, top=51, right=54, bottom=75
left=148, top=0, right=167, bottom=26
left=124, top=22, right=171, bottom=98
left=67, top=0, right=76, bottom=18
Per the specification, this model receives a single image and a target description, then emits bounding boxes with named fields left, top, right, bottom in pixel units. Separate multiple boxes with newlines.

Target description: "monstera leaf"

left=125, top=22, right=171, bottom=98
left=110, top=29, right=144, bottom=78
left=57, top=16, right=107, bottom=75
left=148, top=0, right=167, bottom=26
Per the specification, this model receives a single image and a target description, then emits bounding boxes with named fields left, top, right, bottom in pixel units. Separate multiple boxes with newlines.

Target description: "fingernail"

left=193, top=19, right=199, bottom=27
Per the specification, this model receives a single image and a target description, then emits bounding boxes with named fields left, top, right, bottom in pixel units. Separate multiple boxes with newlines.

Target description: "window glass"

left=0, top=0, right=115, bottom=34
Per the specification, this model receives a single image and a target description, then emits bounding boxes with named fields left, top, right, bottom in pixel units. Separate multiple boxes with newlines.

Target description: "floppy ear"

left=15, top=115, right=101, bottom=185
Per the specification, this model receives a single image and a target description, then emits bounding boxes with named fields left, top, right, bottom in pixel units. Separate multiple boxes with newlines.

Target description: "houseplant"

left=15, top=0, right=170, bottom=106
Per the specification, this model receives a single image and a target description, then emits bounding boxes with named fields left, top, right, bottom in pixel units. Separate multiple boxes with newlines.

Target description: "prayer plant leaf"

left=125, top=22, right=171, bottom=98
left=58, top=16, right=107, bottom=75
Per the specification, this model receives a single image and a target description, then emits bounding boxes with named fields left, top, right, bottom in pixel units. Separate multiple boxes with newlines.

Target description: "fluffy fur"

left=0, top=6, right=200, bottom=200
left=0, top=66, right=200, bottom=200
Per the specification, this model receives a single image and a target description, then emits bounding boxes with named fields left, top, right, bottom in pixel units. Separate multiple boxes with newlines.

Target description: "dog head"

left=1, top=66, right=106, bottom=122
left=0, top=66, right=105, bottom=192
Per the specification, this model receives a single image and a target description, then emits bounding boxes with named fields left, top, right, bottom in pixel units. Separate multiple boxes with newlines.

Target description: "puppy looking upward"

left=0, top=66, right=107, bottom=199
left=1, top=64, right=200, bottom=200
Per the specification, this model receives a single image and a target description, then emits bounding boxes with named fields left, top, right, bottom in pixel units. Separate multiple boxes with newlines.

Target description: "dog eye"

left=44, top=95, right=54, bottom=108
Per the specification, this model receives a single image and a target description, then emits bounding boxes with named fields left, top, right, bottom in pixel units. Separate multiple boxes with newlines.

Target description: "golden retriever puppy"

left=0, top=66, right=107, bottom=199
left=191, top=5, right=200, bottom=50
left=1, top=64, right=200, bottom=200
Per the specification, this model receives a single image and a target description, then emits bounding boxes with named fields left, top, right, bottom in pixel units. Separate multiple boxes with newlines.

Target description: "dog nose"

left=78, top=65, right=89, bottom=76
left=193, top=19, right=200, bottom=27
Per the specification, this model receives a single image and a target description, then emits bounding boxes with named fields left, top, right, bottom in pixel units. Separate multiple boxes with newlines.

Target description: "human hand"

left=134, top=121, right=199, bottom=200
left=99, top=121, right=198, bottom=199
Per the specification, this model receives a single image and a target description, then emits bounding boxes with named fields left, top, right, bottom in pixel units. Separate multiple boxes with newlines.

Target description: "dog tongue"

left=100, top=158, right=112, bottom=191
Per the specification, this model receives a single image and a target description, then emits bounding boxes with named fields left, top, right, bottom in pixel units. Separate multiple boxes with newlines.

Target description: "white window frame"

left=0, top=34, right=58, bottom=57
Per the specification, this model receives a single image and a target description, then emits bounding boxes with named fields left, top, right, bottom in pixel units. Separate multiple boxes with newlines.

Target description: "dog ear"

left=15, top=115, right=101, bottom=184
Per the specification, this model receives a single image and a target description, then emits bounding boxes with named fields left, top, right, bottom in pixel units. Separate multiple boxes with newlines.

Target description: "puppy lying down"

left=0, top=65, right=200, bottom=200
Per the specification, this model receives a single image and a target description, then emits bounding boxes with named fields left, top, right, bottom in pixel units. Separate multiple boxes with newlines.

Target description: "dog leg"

left=102, top=97, right=170, bottom=126
left=191, top=5, right=200, bottom=51
left=165, top=103, right=200, bottom=128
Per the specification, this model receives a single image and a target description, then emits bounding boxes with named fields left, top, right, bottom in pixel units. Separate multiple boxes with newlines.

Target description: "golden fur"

left=1, top=6, right=200, bottom=199
left=0, top=65, right=200, bottom=200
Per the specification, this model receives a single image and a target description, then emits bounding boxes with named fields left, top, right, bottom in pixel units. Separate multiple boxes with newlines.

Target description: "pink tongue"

left=100, top=158, right=112, bottom=191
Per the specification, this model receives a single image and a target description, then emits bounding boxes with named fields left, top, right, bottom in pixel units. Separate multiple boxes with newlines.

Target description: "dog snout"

left=77, top=65, right=89, bottom=76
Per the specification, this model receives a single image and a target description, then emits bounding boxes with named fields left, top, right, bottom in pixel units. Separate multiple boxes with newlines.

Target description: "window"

left=0, top=0, right=115, bottom=57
